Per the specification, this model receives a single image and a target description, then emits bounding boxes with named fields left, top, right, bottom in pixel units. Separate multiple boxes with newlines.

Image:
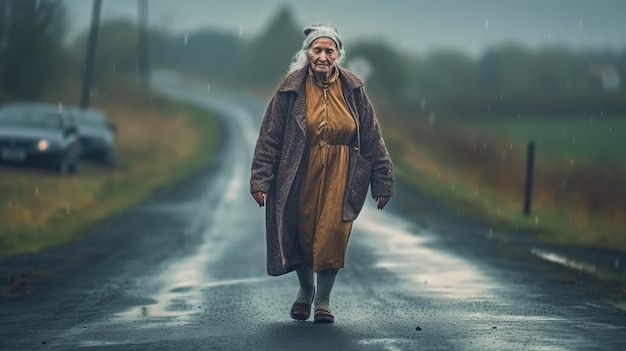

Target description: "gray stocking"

left=314, top=268, right=338, bottom=310
left=295, top=262, right=315, bottom=303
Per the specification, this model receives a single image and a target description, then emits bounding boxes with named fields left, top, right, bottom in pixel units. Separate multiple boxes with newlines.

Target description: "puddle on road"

left=354, top=207, right=494, bottom=300
left=118, top=275, right=268, bottom=322
left=530, top=248, right=597, bottom=274
left=357, top=338, right=407, bottom=351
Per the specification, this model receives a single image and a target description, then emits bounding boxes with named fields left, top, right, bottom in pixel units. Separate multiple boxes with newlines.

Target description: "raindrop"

left=437, top=172, right=441, bottom=179
left=57, top=102, right=63, bottom=112
left=207, top=84, right=211, bottom=93
left=579, top=20, right=583, bottom=31
left=615, top=258, right=620, bottom=269
left=535, top=216, right=539, bottom=226
left=36, top=0, right=40, bottom=10
left=184, top=34, right=188, bottom=45
left=600, top=110, right=604, bottom=117
left=509, top=143, right=513, bottom=150
left=66, top=203, right=71, bottom=215
left=609, top=127, right=612, bottom=133
left=572, top=137, right=575, bottom=144
left=485, top=19, right=489, bottom=29
left=487, top=104, right=491, bottom=111
left=35, top=185, right=39, bottom=195
left=548, top=32, right=552, bottom=39
left=451, top=184, right=455, bottom=191
left=239, top=27, right=244, bottom=37
left=571, top=159, right=574, bottom=166
left=483, top=142, right=487, bottom=149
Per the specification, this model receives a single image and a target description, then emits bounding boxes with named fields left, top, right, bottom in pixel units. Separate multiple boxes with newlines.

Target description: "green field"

left=456, top=115, right=626, bottom=167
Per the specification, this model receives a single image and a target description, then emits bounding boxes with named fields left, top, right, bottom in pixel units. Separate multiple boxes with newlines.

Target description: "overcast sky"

left=65, top=0, right=626, bottom=57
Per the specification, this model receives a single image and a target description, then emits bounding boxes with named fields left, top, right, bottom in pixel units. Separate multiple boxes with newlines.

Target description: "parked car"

left=72, top=107, right=116, bottom=166
left=0, top=102, right=81, bottom=174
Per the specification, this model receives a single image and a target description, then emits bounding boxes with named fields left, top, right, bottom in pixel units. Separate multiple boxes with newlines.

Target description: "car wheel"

left=68, top=157, right=79, bottom=174
left=58, top=156, right=70, bottom=175
left=101, top=151, right=114, bottom=168
left=58, top=154, right=79, bottom=175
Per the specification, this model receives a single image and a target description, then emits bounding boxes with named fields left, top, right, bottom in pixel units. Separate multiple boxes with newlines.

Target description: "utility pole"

left=137, top=0, right=150, bottom=86
left=79, top=0, right=102, bottom=109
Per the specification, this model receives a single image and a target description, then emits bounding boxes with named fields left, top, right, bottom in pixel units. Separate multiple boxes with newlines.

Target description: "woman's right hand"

left=252, top=192, right=267, bottom=207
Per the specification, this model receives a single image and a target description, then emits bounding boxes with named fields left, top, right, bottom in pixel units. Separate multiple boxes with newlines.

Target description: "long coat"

left=250, top=66, right=394, bottom=276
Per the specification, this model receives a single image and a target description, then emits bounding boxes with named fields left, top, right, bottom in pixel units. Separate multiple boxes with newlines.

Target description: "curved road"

left=1, top=80, right=624, bottom=350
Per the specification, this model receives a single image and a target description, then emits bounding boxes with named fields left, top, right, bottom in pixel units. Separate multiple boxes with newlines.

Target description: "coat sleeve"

left=356, top=87, right=394, bottom=197
left=250, top=93, right=287, bottom=193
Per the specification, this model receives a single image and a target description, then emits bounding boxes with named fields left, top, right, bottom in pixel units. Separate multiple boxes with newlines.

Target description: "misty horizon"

left=64, top=0, right=626, bottom=57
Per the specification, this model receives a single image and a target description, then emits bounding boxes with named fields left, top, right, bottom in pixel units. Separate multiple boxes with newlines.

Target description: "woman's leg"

left=290, top=261, right=316, bottom=320
left=295, top=261, right=315, bottom=303
left=314, top=268, right=338, bottom=310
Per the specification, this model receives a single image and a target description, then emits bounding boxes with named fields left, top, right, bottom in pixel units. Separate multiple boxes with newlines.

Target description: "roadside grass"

left=381, top=111, right=626, bottom=252
left=0, top=77, right=219, bottom=255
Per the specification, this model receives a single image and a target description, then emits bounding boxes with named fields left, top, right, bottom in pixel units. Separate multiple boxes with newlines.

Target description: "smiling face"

left=307, top=37, right=338, bottom=80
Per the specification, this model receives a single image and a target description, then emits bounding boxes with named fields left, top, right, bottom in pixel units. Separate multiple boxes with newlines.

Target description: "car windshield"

left=76, top=112, right=107, bottom=128
left=0, top=108, right=63, bottom=130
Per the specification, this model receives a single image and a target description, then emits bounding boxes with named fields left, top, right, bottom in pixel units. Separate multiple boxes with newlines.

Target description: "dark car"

left=0, top=103, right=81, bottom=174
left=73, top=107, right=116, bottom=166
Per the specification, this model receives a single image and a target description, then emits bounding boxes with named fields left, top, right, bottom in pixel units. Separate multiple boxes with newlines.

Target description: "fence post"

left=523, top=141, right=535, bottom=216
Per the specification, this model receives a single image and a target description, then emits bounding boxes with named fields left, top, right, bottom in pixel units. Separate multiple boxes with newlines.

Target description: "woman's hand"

left=374, top=196, right=390, bottom=210
left=252, top=192, right=267, bottom=207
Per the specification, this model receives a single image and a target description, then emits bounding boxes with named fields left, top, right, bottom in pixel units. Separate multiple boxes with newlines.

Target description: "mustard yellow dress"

left=298, top=69, right=356, bottom=272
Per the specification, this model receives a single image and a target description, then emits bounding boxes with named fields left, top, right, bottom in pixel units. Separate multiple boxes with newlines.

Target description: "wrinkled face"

left=307, top=37, right=338, bottom=77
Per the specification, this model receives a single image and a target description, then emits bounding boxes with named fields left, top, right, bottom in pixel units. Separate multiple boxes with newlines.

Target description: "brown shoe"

left=290, top=302, right=312, bottom=320
left=313, top=307, right=334, bottom=323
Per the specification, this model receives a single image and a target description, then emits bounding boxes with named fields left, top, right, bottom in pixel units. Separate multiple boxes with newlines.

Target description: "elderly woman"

left=250, top=23, right=393, bottom=323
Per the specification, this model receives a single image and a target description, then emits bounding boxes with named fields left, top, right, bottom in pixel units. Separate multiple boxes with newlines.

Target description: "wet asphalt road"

left=1, top=81, right=625, bottom=350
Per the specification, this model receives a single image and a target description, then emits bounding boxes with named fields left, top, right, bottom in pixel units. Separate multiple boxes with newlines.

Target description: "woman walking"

left=250, top=23, right=394, bottom=323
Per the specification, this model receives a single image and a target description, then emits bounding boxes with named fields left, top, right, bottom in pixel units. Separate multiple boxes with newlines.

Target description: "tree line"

left=2, top=4, right=625, bottom=117
left=0, top=0, right=67, bottom=101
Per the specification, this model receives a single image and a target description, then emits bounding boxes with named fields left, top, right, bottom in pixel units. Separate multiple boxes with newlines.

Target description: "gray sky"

left=65, top=0, right=626, bottom=56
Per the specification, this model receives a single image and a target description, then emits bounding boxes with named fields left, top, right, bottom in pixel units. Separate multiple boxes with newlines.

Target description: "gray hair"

left=288, top=47, right=346, bottom=74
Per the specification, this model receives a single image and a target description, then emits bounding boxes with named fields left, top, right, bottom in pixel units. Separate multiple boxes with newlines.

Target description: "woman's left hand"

left=374, top=196, right=390, bottom=210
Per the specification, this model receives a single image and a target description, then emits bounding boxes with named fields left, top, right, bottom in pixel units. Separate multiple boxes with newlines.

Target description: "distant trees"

left=237, top=6, right=302, bottom=87
left=150, top=28, right=243, bottom=81
left=0, top=0, right=67, bottom=100
left=349, top=41, right=626, bottom=116
left=59, top=5, right=626, bottom=116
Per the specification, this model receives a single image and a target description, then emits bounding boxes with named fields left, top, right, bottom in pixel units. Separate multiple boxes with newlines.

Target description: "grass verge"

left=382, top=114, right=626, bottom=252
left=0, top=77, right=219, bottom=255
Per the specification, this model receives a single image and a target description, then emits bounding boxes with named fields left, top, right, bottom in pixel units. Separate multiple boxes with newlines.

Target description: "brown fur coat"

left=250, top=66, right=394, bottom=276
